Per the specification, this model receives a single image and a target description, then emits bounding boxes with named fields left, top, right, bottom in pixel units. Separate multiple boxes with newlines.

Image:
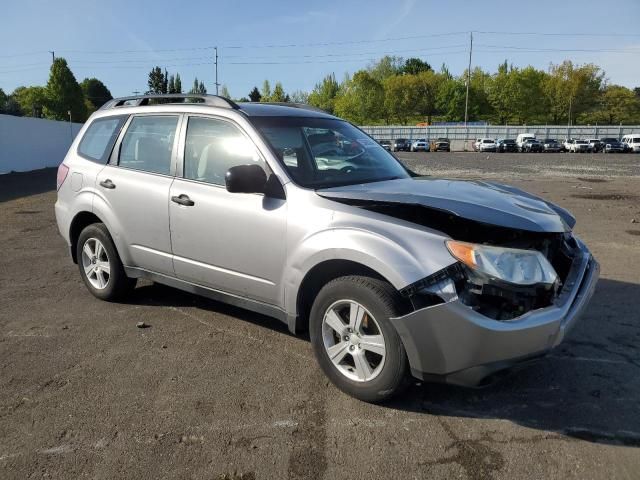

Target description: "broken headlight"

left=446, top=240, right=558, bottom=287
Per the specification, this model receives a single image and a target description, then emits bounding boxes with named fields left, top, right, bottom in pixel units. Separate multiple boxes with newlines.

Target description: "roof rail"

left=99, top=94, right=240, bottom=110
left=259, top=102, right=328, bottom=114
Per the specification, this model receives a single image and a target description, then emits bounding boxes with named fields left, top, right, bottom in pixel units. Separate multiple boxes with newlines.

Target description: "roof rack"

left=258, top=102, right=328, bottom=114
left=99, top=94, right=240, bottom=110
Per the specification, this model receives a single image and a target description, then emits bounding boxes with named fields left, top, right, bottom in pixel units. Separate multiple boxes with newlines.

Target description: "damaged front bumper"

left=391, top=240, right=599, bottom=386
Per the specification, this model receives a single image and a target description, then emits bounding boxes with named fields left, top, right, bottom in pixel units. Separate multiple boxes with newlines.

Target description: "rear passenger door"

left=97, top=114, right=180, bottom=275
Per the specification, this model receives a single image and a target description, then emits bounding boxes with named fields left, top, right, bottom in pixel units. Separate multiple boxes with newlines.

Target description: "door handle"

left=171, top=194, right=195, bottom=206
left=99, top=179, right=116, bottom=189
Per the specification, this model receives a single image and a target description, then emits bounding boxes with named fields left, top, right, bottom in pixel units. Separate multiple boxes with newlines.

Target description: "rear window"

left=78, top=116, right=127, bottom=163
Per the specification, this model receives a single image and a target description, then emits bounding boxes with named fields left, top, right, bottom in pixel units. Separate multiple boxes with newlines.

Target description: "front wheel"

left=77, top=223, right=136, bottom=301
left=309, top=276, right=408, bottom=403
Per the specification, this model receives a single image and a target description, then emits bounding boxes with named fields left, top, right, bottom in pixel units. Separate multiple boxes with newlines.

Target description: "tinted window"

left=118, top=116, right=178, bottom=175
left=184, top=116, right=264, bottom=186
left=78, top=116, right=126, bottom=163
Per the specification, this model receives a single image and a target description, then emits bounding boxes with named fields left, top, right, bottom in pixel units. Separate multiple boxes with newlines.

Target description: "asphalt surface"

left=1, top=153, right=639, bottom=479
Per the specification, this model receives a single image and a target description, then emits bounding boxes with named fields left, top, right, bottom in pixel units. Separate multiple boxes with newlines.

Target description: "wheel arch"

left=291, top=259, right=409, bottom=334
left=69, top=211, right=105, bottom=263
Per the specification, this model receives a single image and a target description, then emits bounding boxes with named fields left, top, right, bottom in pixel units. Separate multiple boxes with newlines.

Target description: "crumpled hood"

left=317, top=177, right=575, bottom=233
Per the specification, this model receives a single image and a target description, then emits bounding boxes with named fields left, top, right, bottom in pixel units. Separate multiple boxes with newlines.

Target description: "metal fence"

left=361, top=125, right=640, bottom=142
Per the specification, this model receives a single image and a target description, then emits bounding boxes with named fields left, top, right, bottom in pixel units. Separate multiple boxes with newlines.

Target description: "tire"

left=76, top=223, right=136, bottom=301
left=309, top=275, right=408, bottom=403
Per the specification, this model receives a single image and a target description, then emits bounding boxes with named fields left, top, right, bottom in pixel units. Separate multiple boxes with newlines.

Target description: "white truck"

left=516, top=133, right=536, bottom=152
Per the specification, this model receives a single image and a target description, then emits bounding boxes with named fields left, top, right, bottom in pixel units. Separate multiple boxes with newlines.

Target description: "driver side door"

left=168, top=115, right=287, bottom=306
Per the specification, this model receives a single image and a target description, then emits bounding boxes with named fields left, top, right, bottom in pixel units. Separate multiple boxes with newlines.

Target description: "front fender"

left=283, top=225, right=456, bottom=316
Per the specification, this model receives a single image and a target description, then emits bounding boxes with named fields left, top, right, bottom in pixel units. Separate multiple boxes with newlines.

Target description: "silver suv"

left=55, top=94, right=599, bottom=402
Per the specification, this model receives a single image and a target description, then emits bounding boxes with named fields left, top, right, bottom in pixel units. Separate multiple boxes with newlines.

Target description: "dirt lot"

left=1, top=153, right=639, bottom=479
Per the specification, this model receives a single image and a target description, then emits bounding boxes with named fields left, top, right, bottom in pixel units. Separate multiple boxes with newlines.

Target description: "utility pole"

left=132, top=90, right=140, bottom=96
left=464, top=32, right=473, bottom=127
left=214, top=46, right=220, bottom=95
left=48, top=51, right=55, bottom=64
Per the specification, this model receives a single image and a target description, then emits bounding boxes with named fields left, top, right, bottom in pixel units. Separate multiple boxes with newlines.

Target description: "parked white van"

left=516, top=133, right=536, bottom=151
left=621, top=134, right=640, bottom=153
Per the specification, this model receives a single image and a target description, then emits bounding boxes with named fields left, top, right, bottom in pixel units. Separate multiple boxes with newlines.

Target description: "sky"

left=1, top=0, right=640, bottom=99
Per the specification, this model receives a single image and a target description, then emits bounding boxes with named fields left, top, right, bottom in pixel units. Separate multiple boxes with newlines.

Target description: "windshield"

left=544, top=139, right=557, bottom=143
left=482, top=139, right=494, bottom=143
left=601, top=138, right=618, bottom=142
left=576, top=140, right=587, bottom=144
left=252, top=116, right=410, bottom=188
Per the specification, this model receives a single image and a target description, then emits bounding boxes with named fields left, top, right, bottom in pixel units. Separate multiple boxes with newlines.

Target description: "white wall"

left=0, top=114, right=83, bottom=174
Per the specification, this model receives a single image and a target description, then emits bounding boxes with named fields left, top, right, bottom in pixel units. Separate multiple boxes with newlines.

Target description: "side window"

left=184, top=116, right=264, bottom=186
left=118, top=116, right=179, bottom=175
left=78, top=116, right=126, bottom=163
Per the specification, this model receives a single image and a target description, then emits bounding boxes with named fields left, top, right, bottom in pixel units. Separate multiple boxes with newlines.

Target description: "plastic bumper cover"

left=391, top=241, right=599, bottom=386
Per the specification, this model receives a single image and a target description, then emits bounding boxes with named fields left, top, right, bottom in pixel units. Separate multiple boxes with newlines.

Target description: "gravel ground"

left=1, top=154, right=640, bottom=479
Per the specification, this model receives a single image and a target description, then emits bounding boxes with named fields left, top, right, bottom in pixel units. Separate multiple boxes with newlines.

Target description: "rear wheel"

left=77, top=223, right=136, bottom=301
left=310, top=276, right=408, bottom=403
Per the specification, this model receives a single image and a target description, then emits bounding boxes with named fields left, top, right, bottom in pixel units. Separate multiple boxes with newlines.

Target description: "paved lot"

left=1, top=153, right=640, bottom=479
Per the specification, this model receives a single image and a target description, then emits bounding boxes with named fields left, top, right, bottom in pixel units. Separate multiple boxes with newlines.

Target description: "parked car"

left=379, top=139, right=391, bottom=151
left=600, top=137, right=625, bottom=153
left=476, top=138, right=497, bottom=152
left=621, top=134, right=640, bottom=153
left=516, top=133, right=536, bottom=151
left=586, top=138, right=602, bottom=153
left=566, top=139, right=590, bottom=153
left=410, top=138, right=429, bottom=152
left=55, top=93, right=599, bottom=402
left=521, top=138, right=543, bottom=153
left=542, top=139, right=561, bottom=153
left=496, top=139, right=518, bottom=153
left=392, top=138, right=411, bottom=152
left=430, top=137, right=450, bottom=152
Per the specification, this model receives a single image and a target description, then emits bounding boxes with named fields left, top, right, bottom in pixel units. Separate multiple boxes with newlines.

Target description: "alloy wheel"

left=321, top=300, right=386, bottom=382
left=81, top=238, right=110, bottom=290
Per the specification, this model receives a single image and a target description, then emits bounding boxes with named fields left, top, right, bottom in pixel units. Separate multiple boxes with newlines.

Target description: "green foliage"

left=402, top=58, right=432, bottom=75
left=168, top=75, right=176, bottom=94
left=43, top=58, right=87, bottom=121
left=260, top=80, right=271, bottom=101
left=308, top=73, right=339, bottom=113
left=189, top=77, right=207, bottom=94
left=220, top=85, right=231, bottom=99
left=584, top=85, right=640, bottom=124
left=334, top=71, right=384, bottom=124
left=270, top=82, right=288, bottom=102
left=248, top=86, right=261, bottom=102
left=367, top=56, right=404, bottom=82
left=147, top=66, right=165, bottom=94
left=175, top=73, right=182, bottom=94
left=80, top=78, right=112, bottom=110
left=289, top=90, right=309, bottom=103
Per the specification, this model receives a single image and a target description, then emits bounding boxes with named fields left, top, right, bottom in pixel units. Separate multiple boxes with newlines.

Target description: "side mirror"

left=225, top=164, right=267, bottom=194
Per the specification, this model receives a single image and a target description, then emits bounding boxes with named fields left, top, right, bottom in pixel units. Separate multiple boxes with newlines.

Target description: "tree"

left=80, top=78, right=112, bottom=110
left=175, top=73, right=182, bottom=94
left=43, top=58, right=87, bottom=121
left=289, top=90, right=309, bottom=103
left=308, top=73, right=340, bottom=113
left=0, top=88, right=8, bottom=114
left=402, top=58, right=432, bottom=75
left=588, top=85, right=640, bottom=124
left=383, top=74, right=415, bottom=124
left=436, top=78, right=469, bottom=121
left=487, top=61, right=517, bottom=124
left=542, top=61, right=603, bottom=124
left=220, top=84, right=231, bottom=98
left=147, top=66, right=165, bottom=94
left=162, top=69, right=168, bottom=94
left=413, top=70, right=442, bottom=124
left=334, top=71, right=384, bottom=124
left=260, top=80, right=271, bottom=101
left=248, top=86, right=261, bottom=102
left=168, top=75, right=176, bottom=94
left=367, top=56, right=404, bottom=82
left=189, top=77, right=206, bottom=94
left=270, top=82, right=288, bottom=102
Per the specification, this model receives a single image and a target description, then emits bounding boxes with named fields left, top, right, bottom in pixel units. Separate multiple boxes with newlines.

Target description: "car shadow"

left=124, top=277, right=639, bottom=447
left=0, top=168, right=57, bottom=202
left=385, top=278, right=640, bottom=447
left=125, top=281, right=296, bottom=338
